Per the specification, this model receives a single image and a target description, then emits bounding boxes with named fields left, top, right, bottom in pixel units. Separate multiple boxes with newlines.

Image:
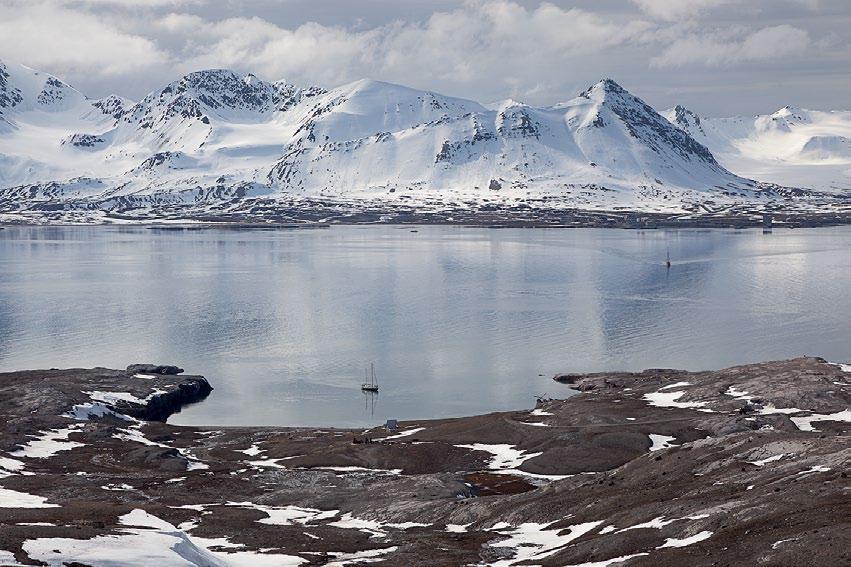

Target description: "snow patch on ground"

left=797, top=465, right=831, bottom=474
left=724, top=386, right=751, bottom=401
left=0, top=455, right=28, bottom=475
left=238, top=444, right=264, bottom=457
left=325, top=546, right=398, bottom=567
left=562, top=554, right=650, bottom=567
left=381, top=426, right=425, bottom=440
left=11, top=426, right=84, bottom=459
left=23, top=509, right=307, bottom=567
left=648, top=434, right=677, bottom=452
left=0, top=550, right=26, bottom=566
left=327, top=512, right=428, bottom=538
left=658, top=381, right=692, bottom=391
left=747, top=453, right=785, bottom=466
left=790, top=409, right=851, bottom=432
left=657, top=530, right=713, bottom=548
left=530, top=408, right=553, bottom=416
left=66, top=402, right=134, bottom=421
left=456, top=443, right=542, bottom=470
left=617, top=516, right=678, bottom=532
left=0, top=488, right=60, bottom=508
left=226, top=502, right=339, bottom=527
left=643, top=390, right=708, bottom=410
left=487, top=520, right=604, bottom=567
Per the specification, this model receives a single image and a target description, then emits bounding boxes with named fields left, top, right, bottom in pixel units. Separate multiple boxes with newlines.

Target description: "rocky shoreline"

left=0, top=358, right=848, bottom=566
left=1, top=195, right=850, bottom=228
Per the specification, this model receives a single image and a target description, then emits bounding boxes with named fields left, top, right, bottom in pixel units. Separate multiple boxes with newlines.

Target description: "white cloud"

left=650, top=24, right=811, bottom=67
left=154, top=1, right=653, bottom=99
left=631, top=0, right=733, bottom=21
left=0, top=0, right=845, bottom=114
left=0, top=1, right=168, bottom=75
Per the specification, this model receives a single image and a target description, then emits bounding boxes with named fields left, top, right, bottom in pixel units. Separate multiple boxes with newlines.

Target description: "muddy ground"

left=0, top=357, right=848, bottom=566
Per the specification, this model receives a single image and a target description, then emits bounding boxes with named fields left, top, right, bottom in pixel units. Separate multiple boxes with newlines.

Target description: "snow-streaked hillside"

left=0, top=59, right=846, bottom=222
left=662, top=105, right=851, bottom=193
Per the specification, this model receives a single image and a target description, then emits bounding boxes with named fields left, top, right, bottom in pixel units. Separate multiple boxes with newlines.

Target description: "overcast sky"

left=0, top=0, right=848, bottom=115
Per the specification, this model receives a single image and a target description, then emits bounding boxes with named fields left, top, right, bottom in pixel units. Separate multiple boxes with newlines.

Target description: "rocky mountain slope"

left=0, top=59, right=847, bottom=223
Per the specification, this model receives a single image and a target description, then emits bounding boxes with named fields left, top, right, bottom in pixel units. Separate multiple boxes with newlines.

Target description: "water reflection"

left=0, top=225, right=848, bottom=427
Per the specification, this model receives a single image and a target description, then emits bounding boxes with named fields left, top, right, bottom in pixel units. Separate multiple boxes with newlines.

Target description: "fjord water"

left=0, top=225, right=848, bottom=427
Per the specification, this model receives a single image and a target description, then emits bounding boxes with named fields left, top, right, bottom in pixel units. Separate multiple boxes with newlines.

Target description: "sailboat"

left=361, top=363, right=379, bottom=392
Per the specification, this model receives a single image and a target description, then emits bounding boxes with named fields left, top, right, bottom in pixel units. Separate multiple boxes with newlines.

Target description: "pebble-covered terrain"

left=0, top=358, right=848, bottom=566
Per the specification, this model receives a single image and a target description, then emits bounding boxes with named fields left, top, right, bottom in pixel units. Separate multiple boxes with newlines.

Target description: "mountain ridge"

left=0, top=59, right=847, bottom=223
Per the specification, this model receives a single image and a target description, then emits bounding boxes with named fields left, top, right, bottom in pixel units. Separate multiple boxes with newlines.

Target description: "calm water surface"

left=0, top=225, right=848, bottom=427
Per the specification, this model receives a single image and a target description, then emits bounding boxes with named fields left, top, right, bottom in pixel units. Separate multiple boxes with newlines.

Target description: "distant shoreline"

left=2, top=209, right=850, bottom=229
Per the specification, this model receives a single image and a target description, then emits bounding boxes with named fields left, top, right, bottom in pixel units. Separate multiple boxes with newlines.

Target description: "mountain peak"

left=580, top=78, right=628, bottom=100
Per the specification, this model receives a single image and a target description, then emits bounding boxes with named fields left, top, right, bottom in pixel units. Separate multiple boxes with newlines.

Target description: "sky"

left=0, top=0, right=848, bottom=115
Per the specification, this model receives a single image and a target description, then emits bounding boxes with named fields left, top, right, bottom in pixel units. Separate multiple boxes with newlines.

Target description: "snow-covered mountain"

left=662, top=105, right=851, bottom=193
left=0, top=59, right=845, bottom=222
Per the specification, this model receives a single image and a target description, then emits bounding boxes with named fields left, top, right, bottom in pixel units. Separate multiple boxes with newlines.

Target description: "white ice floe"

left=648, top=434, right=677, bottom=452
left=797, top=465, right=831, bottom=474
left=0, top=487, right=59, bottom=508
left=643, top=390, right=708, bottom=410
left=747, top=453, right=784, bottom=466
left=456, top=444, right=542, bottom=470
left=24, top=509, right=306, bottom=567
left=790, top=409, right=851, bottom=432
left=11, top=427, right=84, bottom=459
left=487, top=520, right=604, bottom=567
left=325, top=546, right=398, bottom=567
left=445, top=523, right=471, bottom=533
left=562, top=553, right=650, bottom=567
left=381, top=427, right=425, bottom=440
left=657, top=530, right=713, bottom=548
left=659, top=381, right=692, bottom=390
